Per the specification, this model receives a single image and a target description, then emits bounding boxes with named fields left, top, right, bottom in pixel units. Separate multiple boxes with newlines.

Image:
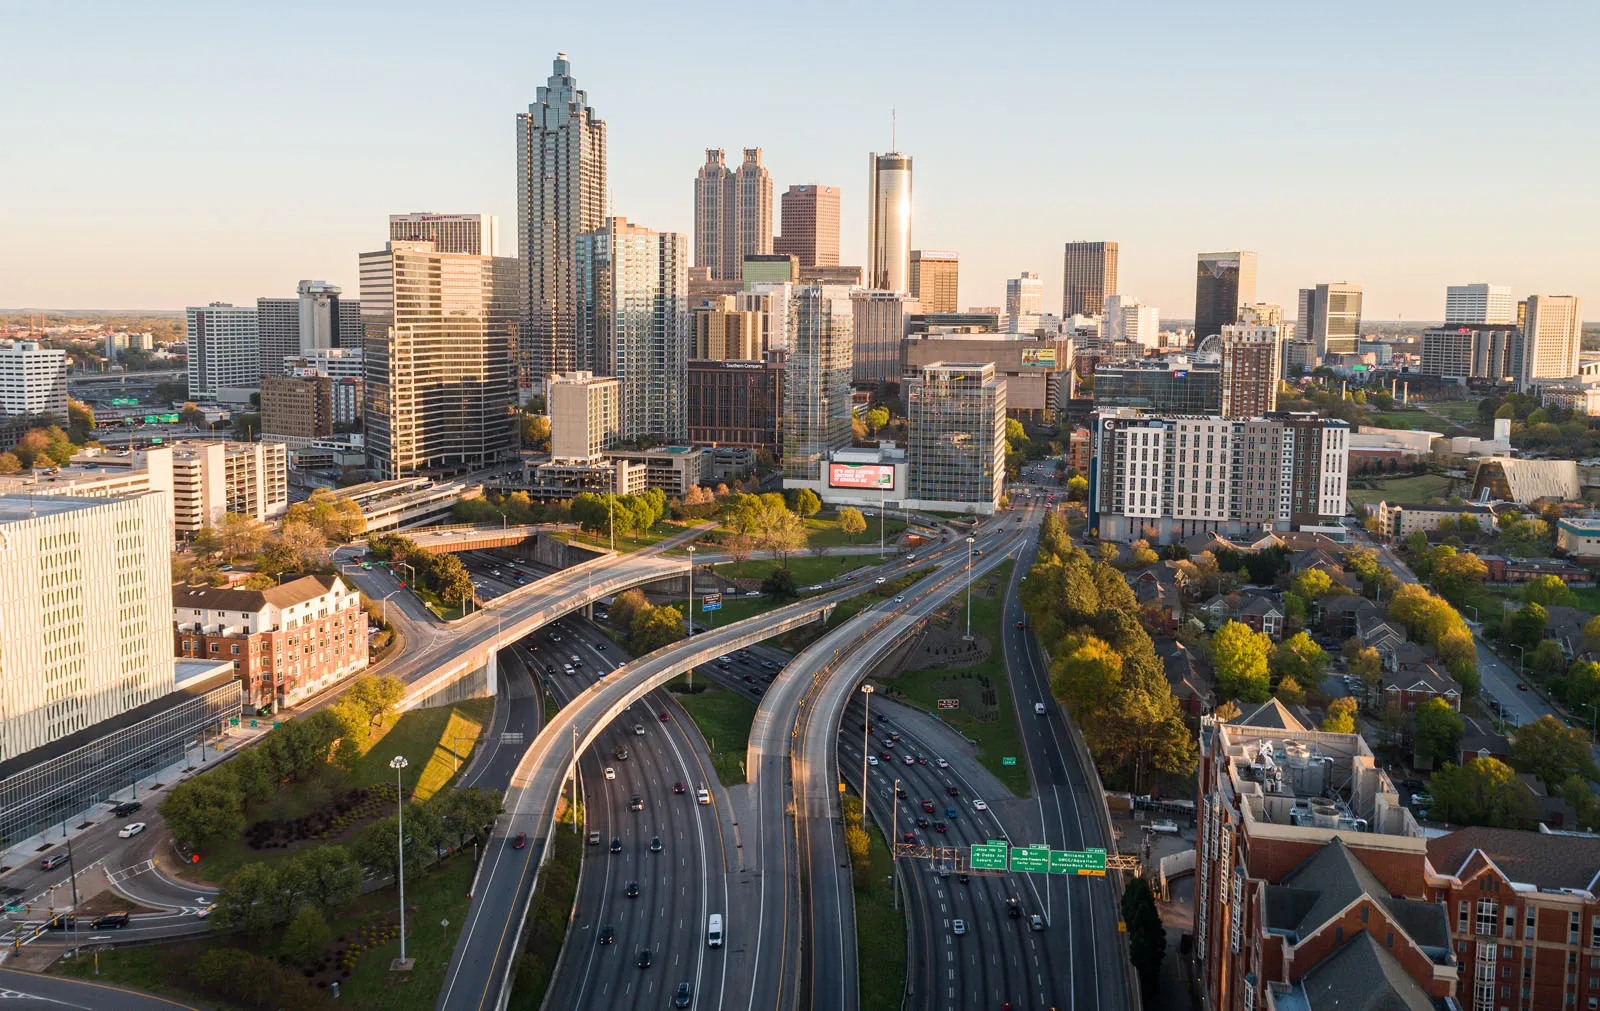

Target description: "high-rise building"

left=686, top=354, right=784, bottom=451
left=693, top=295, right=763, bottom=361
left=1444, top=282, right=1515, bottom=325
left=850, top=289, right=919, bottom=385
left=517, top=53, right=607, bottom=388
left=1520, top=294, right=1583, bottom=386
left=902, top=333, right=1072, bottom=420
left=693, top=148, right=772, bottom=282
left=782, top=285, right=854, bottom=482
left=774, top=184, right=840, bottom=267
left=905, top=361, right=1006, bottom=512
left=575, top=217, right=689, bottom=443
left=360, top=240, right=521, bottom=479
left=1062, top=241, right=1119, bottom=317
left=257, top=282, right=362, bottom=380
left=1219, top=310, right=1284, bottom=418
left=256, top=297, right=300, bottom=379
left=260, top=374, right=333, bottom=446
left=1420, top=324, right=1521, bottom=382
left=388, top=213, right=498, bottom=255
left=1193, top=251, right=1258, bottom=342
left=1101, top=295, right=1161, bottom=351
left=186, top=302, right=259, bottom=400
left=1297, top=283, right=1363, bottom=359
left=0, top=341, right=68, bottom=422
left=739, top=283, right=793, bottom=353
left=742, top=254, right=797, bottom=285
left=799, top=264, right=863, bottom=286
left=548, top=371, right=621, bottom=463
left=1005, top=272, right=1043, bottom=333
left=0, top=493, right=174, bottom=762
left=1093, top=356, right=1222, bottom=414
left=909, top=249, right=959, bottom=314
left=867, top=152, right=913, bottom=292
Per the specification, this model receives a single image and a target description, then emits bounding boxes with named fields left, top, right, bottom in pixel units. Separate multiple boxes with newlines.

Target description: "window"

left=1361, top=906, right=1369, bottom=924
left=1528, top=908, right=1538, bottom=940
left=1478, top=898, right=1500, bottom=936
left=230, top=644, right=240, bottom=655
left=1460, top=901, right=1471, bottom=934
left=1574, top=911, right=1583, bottom=945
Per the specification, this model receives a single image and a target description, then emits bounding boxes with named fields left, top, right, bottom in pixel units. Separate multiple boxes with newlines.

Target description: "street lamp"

left=963, top=536, right=976, bottom=641
left=389, top=755, right=411, bottom=970
left=860, top=685, right=874, bottom=805
left=890, top=777, right=901, bottom=912
left=1512, top=643, right=1527, bottom=675
left=685, top=546, right=696, bottom=636
left=380, top=590, right=397, bottom=626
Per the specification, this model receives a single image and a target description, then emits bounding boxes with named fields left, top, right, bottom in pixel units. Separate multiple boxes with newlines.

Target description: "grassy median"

left=669, top=680, right=757, bottom=785
left=507, top=799, right=584, bottom=1009
left=855, top=819, right=908, bottom=1011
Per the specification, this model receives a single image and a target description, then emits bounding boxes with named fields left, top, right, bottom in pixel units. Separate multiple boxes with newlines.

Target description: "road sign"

left=937, top=699, right=959, bottom=710
left=702, top=593, right=723, bottom=612
left=4, top=905, right=22, bottom=913
left=1002, top=756, right=1017, bottom=766
left=229, top=717, right=239, bottom=726
left=970, top=840, right=1008, bottom=871
left=1050, top=847, right=1108, bottom=875
left=1010, top=845, right=1050, bottom=873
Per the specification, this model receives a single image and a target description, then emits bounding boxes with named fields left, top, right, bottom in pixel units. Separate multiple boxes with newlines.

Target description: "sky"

left=2, top=0, right=1596, bottom=320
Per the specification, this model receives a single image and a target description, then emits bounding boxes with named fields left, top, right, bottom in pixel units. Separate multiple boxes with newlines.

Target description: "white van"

left=707, top=913, right=723, bottom=948
left=1033, top=702, right=1046, bottom=716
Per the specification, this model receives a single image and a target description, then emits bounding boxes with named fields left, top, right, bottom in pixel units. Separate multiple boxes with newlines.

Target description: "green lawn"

left=805, top=513, right=906, bottom=547
left=884, top=562, right=1031, bottom=796
left=669, top=680, right=758, bottom=785
left=1420, top=400, right=1487, bottom=422
left=567, top=520, right=684, bottom=554
left=855, top=821, right=908, bottom=1011
left=1346, top=473, right=1457, bottom=509
left=709, top=553, right=874, bottom=586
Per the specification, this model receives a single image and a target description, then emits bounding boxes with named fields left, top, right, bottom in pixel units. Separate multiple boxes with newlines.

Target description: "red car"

left=1015, top=620, right=1026, bottom=630
left=903, top=832, right=917, bottom=843
left=879, top=751, right=892, bottom=761
left=659, top=711, right=671, bottom=722
left=512, top=833, right=528, bottom=850
left=921, top=800, right=936, bottom=813
left=947, top=786, right=960, bottom=797
left=1518, top=683, right=1529, bottom=691
left=673, top=782, right=686, bottom=794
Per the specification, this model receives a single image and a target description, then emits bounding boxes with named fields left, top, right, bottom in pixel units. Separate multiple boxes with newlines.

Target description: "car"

left=611, top=837, right=623, bottom=853
left=674, top=982, right=693, bottom=1007
left=697, top=788, right=712, bottom=805
left=1005, top=897, right=1022, bottom=919
left=40, top=853, right=68, bottom=871
left=545, top=664, right=556, bottom=674
left=972, top=799, right=988, bottom=812
left=903, top=832, right=917, bottom=843
left=1400, top=779, right=1425, bottom=791
left=598, top=926, right=615, bottom=945
left=875, top=577, right=887, bottom=584
left=946, top=807, right=958, bottom=819
left=630, top=795, right=644, bottom=811
left=512, top=832, right=528, bottom=849
left=570, top=654, right=580, bottom=663
left=659, top=711, right=671, bottom=722
left=92, top=913, right=130, bottom=930
left=650, top=836, right=663, bottom=853
left=195, top=904, right=215, bottom=919
left=745, top=590, right=762, bottom=597
left=596, top=642, right=607, bottom=651
left=117, top=822, right=146, bottom=839
left=636, top=948, right=652, bottom=968
left=935, top=758, right=949, bottom=769
left=604, top=767, right=616, bottom=780
left=572, top=659, right=583, bottom=669
left=867, top=756, right=879, bottom=766
left=916, top=755, right=928, bottom=765
left=1518, top=682, right=1529, bottom=691
left=1015, top=620, right=1026, bottom=630
left=718, top=655, right=732, bottom=663
left=111, top=801, right=143, bottom=817
left=551, top=634, right=562, bottom=643
left=883, top=740, right=895, bottom=749
left=588, top=831, right=601, bottom=846
left=916, top=817, right=930, bottom=829
left=907, top=554, right=917, bottom=561
left=922, top=799, right=936, bottom=812
left=957, top=873, right=970, bottom=884
left=626, top=881, right=640, bottom=898
left=563, top=665, right=574, bottom=675
left=634, top=724, right=646, bottom=736
left=934, top=821, right=948, bottom=833
left=877, top=713, right=888, bottom=723
left=673, top=781, right=687, bottom=794
left=878, top=751, right=891, bottom=760
left=807, top=584, right=824, bottom=591
left=1030, top=914, right=1045, bottom=931
left=762, top=660, right=777, bottom=670
left=615, top=747, right=629, bottom=760
left=952, top=919, right=967, bottom=936
left=894, top=596, right=905, bottom=602
left=903, top=754, right=916, bottom=765
left=947, top=786, right=960, bottom=797
left=45, top=915, right=76, bottom=930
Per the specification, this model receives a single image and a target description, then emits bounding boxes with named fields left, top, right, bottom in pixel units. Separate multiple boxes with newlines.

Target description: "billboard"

left=829, top=463, right=895, bottom=490
left=1020, top=347, right=1057, bottom=368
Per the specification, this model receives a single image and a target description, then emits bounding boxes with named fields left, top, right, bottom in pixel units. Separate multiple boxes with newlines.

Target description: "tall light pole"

left=685, top=546, right=696, bottom=635
left=963, top=536, right=976, bottom=641
left=389, top=755, right=410, bottom=969
left=890, top=777, right=900, bottom=912
left=879, top=487, right=886, bottom=558
left=860, top=684, right=874, bottom=805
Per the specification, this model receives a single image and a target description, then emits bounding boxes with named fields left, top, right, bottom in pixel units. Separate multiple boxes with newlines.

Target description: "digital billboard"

left=1019, top=347, right=1057, bottom=368
left=829, top=463, right=895, bottom=490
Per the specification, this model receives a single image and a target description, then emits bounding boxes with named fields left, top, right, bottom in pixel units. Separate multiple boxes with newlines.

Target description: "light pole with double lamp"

left=860, top=684, right=875, bottom=803
left=389, top=755, right=413, bottom=971
left=963, top=536, right=976, bottom=640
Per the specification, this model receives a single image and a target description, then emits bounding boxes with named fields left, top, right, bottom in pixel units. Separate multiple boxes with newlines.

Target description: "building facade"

left=774, top=184, right=840, bottom=267
left=1220, top=317, right=1283, bottom=418
left=1521, top=294, right=1583, bottom=386
left=255, top=282, right=362, bottom=381
left=388, top=212, right=498, bottom=255
left=1420, top=324, right=1523, bottom=383
left=1445, top=282, right=1515, bottom=325
left=0, top=341, right=68, bottom=422
left=905, top=362, right=1006, bottom=513
left=260, top=374, right=333, bottom=446
left=693, top=295, right=763, bottom=361
left=1298, top=283, right=1364, bottom=360
left=851, top=289, right=919, bottom=385
left=186, top=302, right=259, bottom=399
left=901, top=333, right=1070, bottom=419
left=360, top=240, right=521, bottom=479
left=693, top=148, right=774, bottom=282
left=867, top=152, right=913, bottom=292
left=1194, top=251, right=1259, bottom=342
left=1005, top=271, right=1044, bottom=333
left=517, top=53, right=607, bottom=387
left=782, top=285, right=854, bottom=482
left=575, top=217, right=689, bottom=443
left=686, top=355, right=783, bottom=451
left=1063, top=240, right=1119, bottom=317
left=909, top=249, right=959, bottom=314
left=1094, top=357, right=1222, bottom=414
left=548, top=371, right=621, bottom=463
left=1101, top=294, right=1161, bottom=350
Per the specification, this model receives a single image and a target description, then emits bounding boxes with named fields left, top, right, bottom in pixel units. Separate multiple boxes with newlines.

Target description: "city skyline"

left=4, top=2, right=1596, bottom=320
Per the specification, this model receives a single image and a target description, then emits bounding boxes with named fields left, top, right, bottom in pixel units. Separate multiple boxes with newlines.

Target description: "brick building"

left=686, top=353, right=783, bottom=451
left=173, top=574, right=368, bottom=712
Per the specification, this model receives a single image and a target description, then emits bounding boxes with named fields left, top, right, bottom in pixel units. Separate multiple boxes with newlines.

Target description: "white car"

left=634, top=724, right=646, bottom=736
left=972, top=799, right=988, bottom=812
left=195, top=903, right=215, bottom=919
left=894, top=596, right=905, bottom=602
left=935, top=758, right=949, bottom=769
left=867, top=756, right=880, bottom=766
left=118, top=822, right=146, bottom=839
left=952, top=919, right=967, bottom=936
left=903, top=754, right=916, bottom=765
left=604, top=767, right=616, bottom=780
left=874, top=577, right=887, bottom=585
left=807, top=584, right=824, bottom=591
left=697, top=788, right=712, bottom=806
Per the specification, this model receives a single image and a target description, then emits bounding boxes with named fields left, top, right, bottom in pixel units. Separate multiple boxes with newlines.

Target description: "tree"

left=758, top=508, right=806, bottom=563
left=610, top=588, right=649, bottom=632
left=1530, top=640, right=1566, bottom=677
left=1122, top=876, right=1166, bottom=997
left=1004, top=417, right=1028, bottom=448
left=1066, top=474, right=1089, bottom=502
left=786, top=488, right=822, bottom=518
left=1348, top=646, right=1382, bottom=685
left=280, top=520, right=329, bottom=569
left=211, top=862, right=282, bottom=934
left=1051, top=636, right=1124, bottom=715
left=1429, top=759, right=1536, bottom=828
left=521, top=413, right=551, bottom=452
left=838, top=507, right=867, bottom=543
left=1274, top=676, right=1307, bottom=706
left=1213, top=700, right=1242, bottom=723
left=1509, top=716, right=1598, bottom=788
left=283, top=906, right=332, bottom=968
left=1322, top=697, right=1358, bottom=734
left=1431, top=550, right=1488, bottom=605
left=1413, top=697, right=1465, bottom=762
left=218, top=513, right=269, bottom=561
left=1272, top=632, right=1329, bottom=687
left=161, top=770, right=245, bottom=845
left=763, top=566, right=798, bottom=599
left=630, top=604, right=684, bottom=654
left=1502, top=602, right=1548, bottom=651
left=0, top=452, right=18, bottom=474
left=1290, top=569, right=1335, bottom=602
left=1523, top=574, right=1576, bottom=608
left=864, top=406, right=890, bottom=433
left=1211, top=621, right=1273, bottom=703
left=344, top=674, right=406, bottom=730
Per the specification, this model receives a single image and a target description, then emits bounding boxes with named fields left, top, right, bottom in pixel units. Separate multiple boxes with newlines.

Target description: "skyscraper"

left=359, top=240, right=521, bottom=479
left=575, top=217, right=689, bottom=443
left=1445, top=282, right=1515, bottom=325
left=905, top=361, right=1007, bottom=513
left=1520, top=294, right=1583, bottom=386
left=867, top=152, right=913, bottom=292
left=850, top=289, right=919, bottom=385
left=1296, top=283, right=1363, bottom=359
left=186, top=302, right=259, bottom=400
left=1005, top=271, right=1043, bottom=333
left=775, top=184, right=840, bottom=267
left=257, top=281, right=362, bottom=378
left=1193, top=251, right=1258, bottom=341
left=389, top=213, right=499, bottom=255
left=783, top=285, right=854, bottom=482
left=0, top=341, right=67, bottom=421
left=1220, top=309, right=1284, bottom=418
left=517, top=53, right=607, bottom=389
left=1062, top=240, right=1119, bottom=317
left=909, top=250, right=958, bottom=313
left=693, top=149, right=774, bottom=282
left=1101, top=295, right=1161, bottom=351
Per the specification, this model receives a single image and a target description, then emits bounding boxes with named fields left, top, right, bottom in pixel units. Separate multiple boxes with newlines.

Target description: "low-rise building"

left=1471, top=457, right=1580, bottom=505
left=1557, top=517, right=1600, bottom=559
left=1476, top=554, right=1595, bottom=586
left=1383, top=667, right=1462, bottom=712
left=1366, top=500, right=1495, bottom=539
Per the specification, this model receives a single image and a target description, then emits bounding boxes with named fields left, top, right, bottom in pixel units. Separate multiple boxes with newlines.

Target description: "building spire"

left=891, top=107, right=896, bottom=151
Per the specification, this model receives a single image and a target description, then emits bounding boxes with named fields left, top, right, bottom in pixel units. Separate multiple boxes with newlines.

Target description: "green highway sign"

left=1050, top=847, right=1108, bottom=875
left=1002, top=756, right=1017, bottom=767
left=1009, top=845, right=1050, bottom=873
left=970, top=840, right=1009, bottom=871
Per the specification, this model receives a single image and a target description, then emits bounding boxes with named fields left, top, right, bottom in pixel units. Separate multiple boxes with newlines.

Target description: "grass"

left=1345, top=473, right=1457, bottom=509
left=507, top=800, right=584, bottom=1009
left=855, top=819, right=908, bottom=1011
left=1419, top=400, right=1487, bottom=422
left=710, top=553, right=874, bottom=586
left=417, top=585, right=468, bottom=621
left=804, top=513, right=907, bottom=548
left=568, top=520, right=684, bottom=554
left=883, top=562, right=1032, bottom=796
left=669, top=680, right=758, bottom=785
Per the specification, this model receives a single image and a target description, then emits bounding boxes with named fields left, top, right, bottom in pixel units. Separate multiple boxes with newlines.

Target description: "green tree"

left=1066, top=474, right=1089, bottom=501
left=211, top=862, right=282, bottom=934
left=1322, top=697, right=1358, bottom=733
left=864, top=406, right=890, bottom=433
left=1502, top=602, right=1548, bottom=651
left=1122, top=876, right=1167, bottom=997
left=1522, top=574, right=1576, bottom=607
left=1431, top=550, right=1488, bottom=605
left=834, top=506, right=867, bottom=543
left=1413, top=697, right=1465, bottom=762
left=286, top=845, right=362, bottom=911
left=1274, top=676, right=1307, bottom=706
left=0, top=452, right=19, bottom=474
left=1211, top=621, right=1273, bottom=703
left=763, top=566, right=798, bottom=599
left=1004, top=417, right=1028, bottom=448
left=1290, top=568, right=1335, bottom=601
left=1509, top=716, right=1598, bottom=787
left=1213, top=699, right=1242, bottom=723
left=282, top=906, right=332, bottom=968
left=161, top=770, right=245, bottom=845
left=786, top=488, right=822, bottom=517
left=630, top=604, right=684, bottom=654
left=1051, top=636, right=1124, bottom=715
left=1530, top=640, right=1566, bottom=677
left=1429, top=759, right=1536, bottom=828
left=1272, top=632, right=1329, bottom=687
left=1348, top=646, right=1382, bottom=685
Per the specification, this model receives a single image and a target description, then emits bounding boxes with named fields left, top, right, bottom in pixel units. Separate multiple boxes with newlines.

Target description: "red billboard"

left=828, top=463, right=895, bottom=490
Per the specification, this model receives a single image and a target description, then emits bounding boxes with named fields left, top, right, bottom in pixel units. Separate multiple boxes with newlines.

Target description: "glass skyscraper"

left=782, top=285, right=854, bottom=481
left=1194, top=251, right=1258, bottom=341
left=906, top=361, right=1006, bottom=511
left=867, top=153, right=913, bottom=292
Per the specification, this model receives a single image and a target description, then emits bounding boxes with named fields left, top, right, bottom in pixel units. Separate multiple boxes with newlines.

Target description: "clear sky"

left=3, top=0, right=1595, bottom=321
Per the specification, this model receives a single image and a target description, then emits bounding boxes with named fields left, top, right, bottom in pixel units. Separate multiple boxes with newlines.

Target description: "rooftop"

left=173, top=573, right=343, bottom=614
left=0, top=493, right=141, bottom=524
left=1426, top=826, right=1600, bottom=893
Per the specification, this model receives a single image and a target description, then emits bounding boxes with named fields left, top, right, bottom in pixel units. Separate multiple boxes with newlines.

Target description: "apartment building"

left=260, top=374, right=333, bottom=447
left=0, top=341, right=68, bottom=421
left=548, top=371, right=621, bottom=463
left=1421, top=325, right=1523, bottom=383
left=186, top=302, right=260, bottom=399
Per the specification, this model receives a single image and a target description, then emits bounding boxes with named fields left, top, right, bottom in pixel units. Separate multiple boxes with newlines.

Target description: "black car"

left=92, top=913, right=129, bottom=929
left=650, top=837, right=663, bottom=853
left=626, top=881, right=640, bottom=898
left=610, top=838, right=623, bottom=853
left=596, top=643, right=607, bottom=651
left=674, top=982, right=693, bottom=1007
left=112, top=801, right=143, bottom=817
left=615, top=746, right=629, bottom=760
left=1005, top=897, right=1022, bottom=919
left=598, top=926, right=615, bottom=945
left=629, top=795, right=644, bottom=811
left=637, top=949, right=652, bottom=968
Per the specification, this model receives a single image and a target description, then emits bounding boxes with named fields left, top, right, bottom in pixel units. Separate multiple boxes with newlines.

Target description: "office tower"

left=782, top=285, right=854, bottom=482
left=909, top=250, right=959, bottom=314
left=186, top=302, right=259, bottom=400
left=799, top=264, right=863, bottom=286
left=260, top=374, right=333, bottom=446
left=0, top=493, right=173, bottom=762
left=174, top=441, right=288, bottom=527
left=575, top=217, right=689, bottom=442
left=1296, top=283, right=1363, bottom=360
left=359, top=240, right=521, bottom=479
left=388, top=213, right=498, bottom=255
left=850, top=289, right=919, bottom=384
left=774, top=184, right=840, bottom=267
left=256, top=296, right=300, bottom=378
left=687, top=355, right=784, bottom=452
left=1420, top=324, right=1522, bottom=382
left=1062, top=241, right=1119, bottom=317
left=742, top=254, right=797, bottom=285
left=1193, top=251, right=1258, bottom=341
left=517, top=53, right=607, bottom=387
left=693, top=148, right=773, bottom=282
left=1093, top=356, right=1222, bottom=414
left=905, top=361, right=1006, bottom=512
left=257, top=281, right=361, bottom=379
left=1520, top=294, right=1583, bottom=385
left=867, top=152, right=913, bottom=292
left=1005, top=272, right=1043, bottom=333
left=902, top=332, right=1071, bottom=420
left=694, top=295, right=763, bottom=361
left=1219, top=313, right=1283, bottom=418
left=1444, top=282, right=1514, bottom=325
left=548, top=371, right=621, bottom=463
left=0, top=341, right=68, bottom=421
left=1101, top=295, right=1161, bottom=351
left=739, top=283, right=793, bottom=352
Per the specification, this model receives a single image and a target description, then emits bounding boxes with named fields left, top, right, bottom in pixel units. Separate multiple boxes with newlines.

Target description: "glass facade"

left=782, top=286, right=854, bottom=481
left=1095, top=362, right=1223, bottom=414
left=906, top=362, right=1006, bottom=509
left=1194, top=252, right=1258, bottom=341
